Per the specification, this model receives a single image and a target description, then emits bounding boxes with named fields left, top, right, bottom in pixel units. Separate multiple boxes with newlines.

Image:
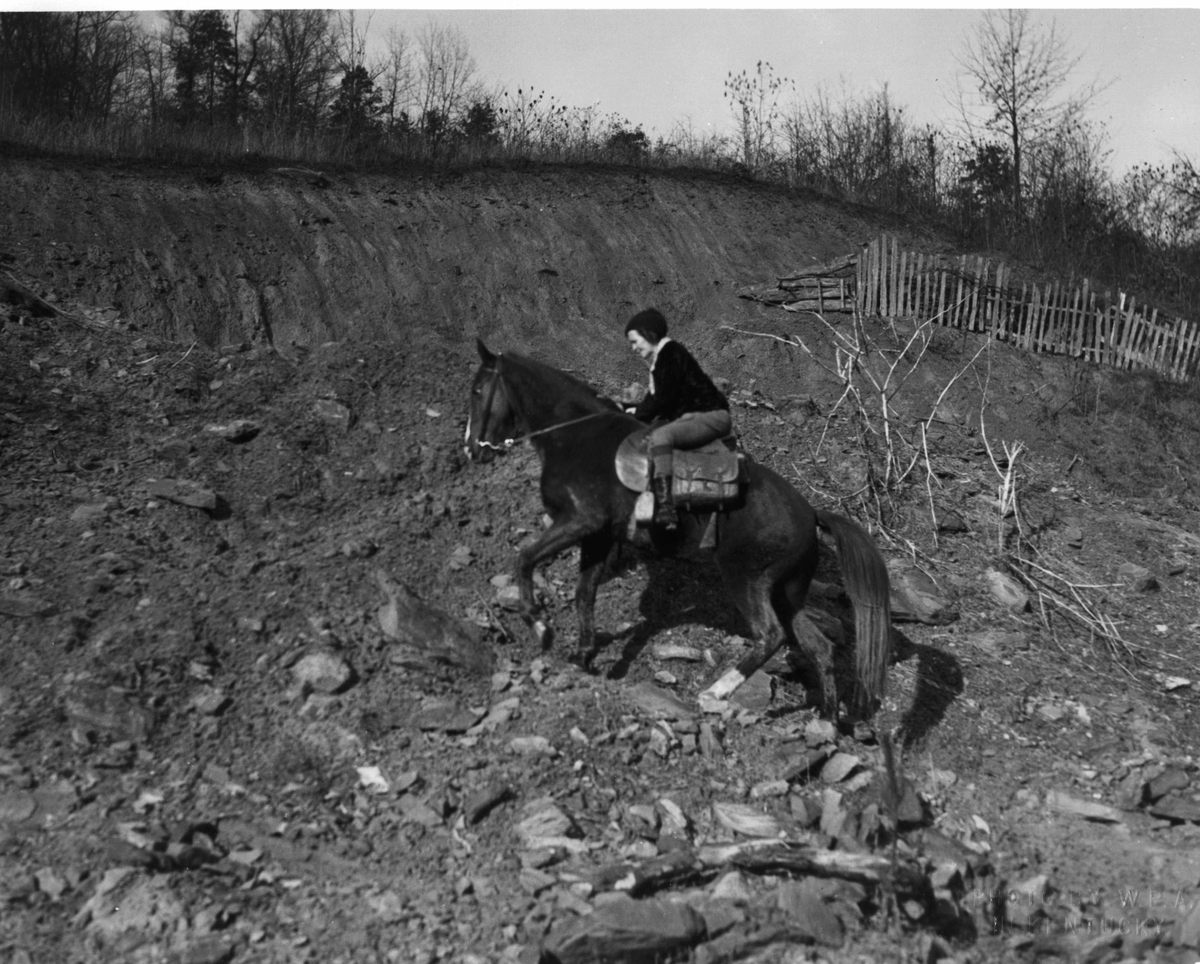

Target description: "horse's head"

left=464, top=339, right=517, bottom=463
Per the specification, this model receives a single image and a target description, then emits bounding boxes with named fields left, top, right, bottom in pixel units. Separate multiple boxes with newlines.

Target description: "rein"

left=491, top=411, right=612, bottom=449
left=475, top=358, right=613, bottom=452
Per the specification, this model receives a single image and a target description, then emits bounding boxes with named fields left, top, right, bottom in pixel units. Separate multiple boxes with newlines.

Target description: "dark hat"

left=625, top=308, right=668, bottom=342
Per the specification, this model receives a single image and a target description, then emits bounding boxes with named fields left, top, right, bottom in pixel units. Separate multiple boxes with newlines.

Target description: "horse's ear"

left=476, top=338, right=495, bottom=363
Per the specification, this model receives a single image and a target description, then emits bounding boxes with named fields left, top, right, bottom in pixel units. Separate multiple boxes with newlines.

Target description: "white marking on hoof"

left=705, top=668, right=746, bottom=700
left=532, top=619, right=550, bottom=647
left=698, top=669, right=746, bottom=714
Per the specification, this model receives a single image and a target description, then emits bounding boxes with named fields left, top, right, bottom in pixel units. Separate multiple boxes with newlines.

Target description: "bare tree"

left=415, top=21, right=482, bottom=132
left=954, top=10, right=1102, bottom=213
left=257, top=10, right=337, bottom=132
left=225, top=10, right=268, bottom=127
left=332, top=10, right=372, bottom=72
left=723, top=60, right=791, bottom=172
left=129, top=19, right=172, bottom=124
left=378, top=24, right=417, bottom=133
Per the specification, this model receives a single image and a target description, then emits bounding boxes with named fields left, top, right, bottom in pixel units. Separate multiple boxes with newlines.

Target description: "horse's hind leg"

left=789, top=611, right=838, bottom=719
left=574, top=531, right=618, bottom=667
left=768, top=563, right=836, bottom=717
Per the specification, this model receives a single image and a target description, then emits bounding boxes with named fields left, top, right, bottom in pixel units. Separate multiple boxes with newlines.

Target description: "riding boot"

left=652, top=474, right=678, bottom=530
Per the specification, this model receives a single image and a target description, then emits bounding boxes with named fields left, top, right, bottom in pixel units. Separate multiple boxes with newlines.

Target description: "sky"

left=354, top=6, right=1200, bottom=178
left=12, top=3, right=1199, bottom=177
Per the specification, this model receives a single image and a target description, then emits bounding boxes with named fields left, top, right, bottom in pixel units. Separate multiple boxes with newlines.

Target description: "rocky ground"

left=3, top=156, right=1200, bottom=964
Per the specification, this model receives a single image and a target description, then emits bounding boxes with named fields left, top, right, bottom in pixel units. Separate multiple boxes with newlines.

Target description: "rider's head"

left=625, top=309, right=668, bottom=360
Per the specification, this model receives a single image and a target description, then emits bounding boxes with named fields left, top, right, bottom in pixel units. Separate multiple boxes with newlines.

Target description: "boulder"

left=888, top=564, right=957, bottom=624
left=985, top=568, right=1029, bottom=613
left=376, top=570, right=494, bottom=675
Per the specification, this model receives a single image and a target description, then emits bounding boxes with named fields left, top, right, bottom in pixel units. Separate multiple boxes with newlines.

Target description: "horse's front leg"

left=575, top=531, right=619, bottom=667
left=514, top=514, right=603, bottom=652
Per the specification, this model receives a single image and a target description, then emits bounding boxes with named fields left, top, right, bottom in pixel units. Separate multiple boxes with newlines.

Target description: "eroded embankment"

left=0, top=158, right=920, bottom=358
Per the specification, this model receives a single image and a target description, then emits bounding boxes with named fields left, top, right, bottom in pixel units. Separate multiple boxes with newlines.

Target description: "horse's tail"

left=816, top=510, right=892, bottom=719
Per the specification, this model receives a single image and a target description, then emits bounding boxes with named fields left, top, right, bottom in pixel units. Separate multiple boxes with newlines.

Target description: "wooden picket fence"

left=855, top=235, right=1200, bottom=381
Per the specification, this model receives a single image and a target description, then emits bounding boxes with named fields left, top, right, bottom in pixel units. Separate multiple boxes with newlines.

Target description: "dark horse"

left=464, top=341, right=892, bottom=720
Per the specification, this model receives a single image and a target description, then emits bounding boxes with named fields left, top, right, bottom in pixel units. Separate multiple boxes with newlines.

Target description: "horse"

left=463, top=339, right=892, bottom=720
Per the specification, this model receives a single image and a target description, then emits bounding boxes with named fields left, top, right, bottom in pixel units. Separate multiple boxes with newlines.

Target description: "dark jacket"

left=633, top=340, right=729, bottom=422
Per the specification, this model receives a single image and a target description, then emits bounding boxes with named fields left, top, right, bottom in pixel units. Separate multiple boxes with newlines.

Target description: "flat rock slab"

left=821, top=752, right=862, bottom=784
left=776, top=878, right=846, bottom=947
left=651, top=642, right=704, bottom=661
left=542, top=894, right=705, bottom=964
left=0, top=592, right=57, bottom=618
left=412, top=699, right=482, bottom=733
left=1045, top=790, right=1124, bottom=823
left=711, top=800, right=781, bottom=838
left=1149, top=794, right=1200, bottom=824
left=517, top=799, right=577, bottom=845
left=627, top=682, right=696, bottom=722
left=730, top=670, right=773, bottom=713
left=204, top=419, right=260, bottom=442
left=146, top=478, right=218, bottom=511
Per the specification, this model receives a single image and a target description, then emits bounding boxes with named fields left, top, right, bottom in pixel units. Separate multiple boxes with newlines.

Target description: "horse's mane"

left=502, top=351, right=619, bottom=413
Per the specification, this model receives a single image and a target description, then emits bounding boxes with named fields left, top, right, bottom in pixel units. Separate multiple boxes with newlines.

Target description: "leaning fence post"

left=1018, top=282, right=1028, bottom=348
left=1122, top=296, right=1138, bottom=369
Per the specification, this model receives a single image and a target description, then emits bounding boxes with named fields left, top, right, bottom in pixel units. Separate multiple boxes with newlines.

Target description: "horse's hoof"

left=532, top=619, right=552, bottom=649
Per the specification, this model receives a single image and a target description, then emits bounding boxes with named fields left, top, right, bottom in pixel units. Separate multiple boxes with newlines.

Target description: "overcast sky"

left=359, top=6, right=1200, bottom=178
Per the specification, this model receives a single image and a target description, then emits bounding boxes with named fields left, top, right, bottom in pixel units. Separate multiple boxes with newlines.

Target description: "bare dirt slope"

left=2, top=155, right=1200, bottom=964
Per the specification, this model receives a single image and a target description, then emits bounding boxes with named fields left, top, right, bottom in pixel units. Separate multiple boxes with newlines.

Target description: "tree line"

left=0, top=10, right=648, bottom=161
left=1, top=9, right=1196, bottom=317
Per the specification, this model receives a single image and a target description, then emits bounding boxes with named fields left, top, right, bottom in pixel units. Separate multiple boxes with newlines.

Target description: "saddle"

left=615, top=426, right=744, bottom=510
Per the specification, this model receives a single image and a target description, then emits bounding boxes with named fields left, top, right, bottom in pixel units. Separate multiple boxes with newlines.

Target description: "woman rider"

left=623, top=308, right=732, bottom=529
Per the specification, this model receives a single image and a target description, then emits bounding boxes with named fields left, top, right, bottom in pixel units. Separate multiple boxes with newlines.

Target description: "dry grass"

left=0, top=106, right=731, bottom=174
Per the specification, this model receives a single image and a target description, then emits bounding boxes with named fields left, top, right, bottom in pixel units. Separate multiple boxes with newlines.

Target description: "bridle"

left=473, top=355, right=612, bottom=453
left=473, top=360, right=508, bottom=453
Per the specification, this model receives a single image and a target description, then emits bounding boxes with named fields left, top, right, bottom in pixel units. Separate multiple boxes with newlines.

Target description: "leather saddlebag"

left=672, top=451, right=742, bottom=507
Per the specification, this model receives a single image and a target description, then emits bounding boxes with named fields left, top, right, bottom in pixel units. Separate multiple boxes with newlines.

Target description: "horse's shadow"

left=890, top=627, right=964, bottom=747
left=601, top=550, right=743, bottom=681
left=593, top=544, right=964, bottom=742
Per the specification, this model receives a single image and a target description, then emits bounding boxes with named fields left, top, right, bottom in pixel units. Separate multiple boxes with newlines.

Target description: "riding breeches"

left=648, top=409, right=733, bottom=477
